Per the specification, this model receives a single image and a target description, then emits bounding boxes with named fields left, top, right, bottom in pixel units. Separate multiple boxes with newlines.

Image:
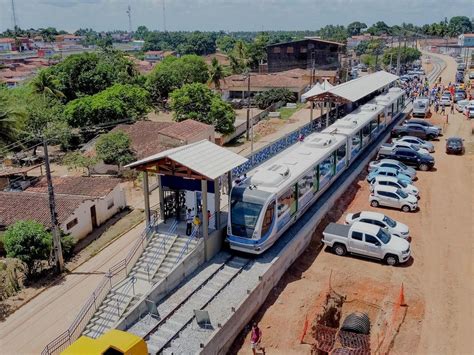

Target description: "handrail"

left=42, top=216, right=158, bottom=355
left=175, top=226, right=199, bottom=265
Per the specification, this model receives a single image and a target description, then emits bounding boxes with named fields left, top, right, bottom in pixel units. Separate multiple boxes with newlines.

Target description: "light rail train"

left=226, top=87, right=406, bottom=254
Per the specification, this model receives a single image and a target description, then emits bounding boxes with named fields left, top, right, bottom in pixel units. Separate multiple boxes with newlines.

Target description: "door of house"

left=90, top=205, right=98, bottom=228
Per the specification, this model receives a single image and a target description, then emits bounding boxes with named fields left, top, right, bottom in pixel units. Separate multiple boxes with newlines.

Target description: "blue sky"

left=0, top=0, right=472, bottom=32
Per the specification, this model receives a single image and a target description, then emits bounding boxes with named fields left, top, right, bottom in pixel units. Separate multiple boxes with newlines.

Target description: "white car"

left=393, top=136, right=434, bottom=153
left=390, top=141, right=430, bottom=156
left=370, top=176, right=419, bottom=198
left=440, top=94, right=452, bottom=106
left=370, top=185, right=418, bottom=212
left=455, top=99, right=470, bottom=112
left=345, top=211, right=410, bottom=239
left=463, top=105, right=474, bottom=118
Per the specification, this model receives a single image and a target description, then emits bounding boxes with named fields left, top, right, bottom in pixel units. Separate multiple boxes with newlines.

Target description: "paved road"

left=0, top=221, right=148, bottom=355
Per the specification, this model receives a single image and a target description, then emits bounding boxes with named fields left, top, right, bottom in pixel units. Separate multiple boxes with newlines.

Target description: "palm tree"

left=30, top=70, right=65, bottom=100
left=0, top=95, right=22, bottom=151
left=208, top=57, right=225, bottom=91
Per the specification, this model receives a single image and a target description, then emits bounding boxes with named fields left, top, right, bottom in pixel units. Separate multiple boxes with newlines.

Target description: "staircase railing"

left=41, top=216, right=158, bottom=355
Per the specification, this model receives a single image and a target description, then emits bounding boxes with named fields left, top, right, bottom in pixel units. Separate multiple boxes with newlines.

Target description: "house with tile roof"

left=0, top=176, right=126, bottom=241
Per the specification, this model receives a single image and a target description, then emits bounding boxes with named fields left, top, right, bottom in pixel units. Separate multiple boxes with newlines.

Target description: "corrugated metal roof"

left=306, top=71, right=399, bottom=102
left=126, top=140, right=248, bottom=180
left=302, top=79, right=334, bottom=99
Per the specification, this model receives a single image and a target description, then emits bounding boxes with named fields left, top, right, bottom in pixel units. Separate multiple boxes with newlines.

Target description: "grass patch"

left=278, top=102, right=305, bottom=120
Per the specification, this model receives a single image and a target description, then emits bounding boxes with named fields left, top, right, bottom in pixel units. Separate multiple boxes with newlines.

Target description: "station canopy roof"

left=304, top=71, right=399, bottom=103
left=301, top=79, right=334, bottom=100
left=126, top=140, right=248, bottom=180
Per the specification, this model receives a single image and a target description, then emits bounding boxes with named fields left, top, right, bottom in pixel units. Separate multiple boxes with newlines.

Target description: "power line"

left=10, top=0, right=17, bottom=29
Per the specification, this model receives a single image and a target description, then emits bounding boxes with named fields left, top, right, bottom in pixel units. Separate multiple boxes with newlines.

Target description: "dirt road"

left=234, top=54, right=474, bottom=354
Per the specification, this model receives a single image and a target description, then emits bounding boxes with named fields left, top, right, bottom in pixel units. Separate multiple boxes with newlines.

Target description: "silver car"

left=368, top=159, right=417, bottom=180
left=393, top=136, right=434, bottom=153
left=370, top=185, right=418, bottom=213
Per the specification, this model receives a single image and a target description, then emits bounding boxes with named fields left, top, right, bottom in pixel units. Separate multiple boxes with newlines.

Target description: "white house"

left=0, top=177, right=126, bottom=241
left=0, top=38, right=14, bottom=52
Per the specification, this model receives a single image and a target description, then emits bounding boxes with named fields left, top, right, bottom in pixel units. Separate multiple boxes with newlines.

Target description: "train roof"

left=245, top=132, right=346, bottom=194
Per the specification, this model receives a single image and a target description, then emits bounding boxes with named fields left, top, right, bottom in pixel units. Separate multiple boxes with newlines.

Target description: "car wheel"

left=333, top=244, right=347, bottom=256
left=419, top=163, right=429, bottom=171
left=385, top=254, right=399, bottom=266
left=427, top=134, right=435, bottom=140
left=370, top=200, right=379, bottom=207
left=401, top=205, right=411, bottom=212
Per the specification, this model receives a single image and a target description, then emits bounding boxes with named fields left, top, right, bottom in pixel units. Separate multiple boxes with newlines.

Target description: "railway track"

left=130, top=253, right=252, bottom=354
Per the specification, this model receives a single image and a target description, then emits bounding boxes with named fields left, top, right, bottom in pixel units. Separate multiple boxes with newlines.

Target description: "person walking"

left=450, top=101, right=454, bottom=114
left=441, top=104, right=446, bottom=115
left=186, top=208, right=193, bottom=236
left=250, top=322, right=265, bottom=355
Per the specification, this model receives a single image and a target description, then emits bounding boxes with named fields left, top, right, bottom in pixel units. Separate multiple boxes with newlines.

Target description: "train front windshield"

left=230, top=199, right=263, bottom=238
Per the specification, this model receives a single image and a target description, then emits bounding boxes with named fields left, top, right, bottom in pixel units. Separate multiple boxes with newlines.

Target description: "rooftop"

left=0, top=38, right=15, bottom=43
left=26, top=176, right=122, bottom=198
left=221, top=69, right=310, bottom=91
left=158, top=119, right=212, bottom=141
left=126, top=140, right=247, bottom=180
left=0, top=164, right=42, bottom=178
left=267, top=37, right=345, bottom=48
left=0, top=191, right=87, bottom=227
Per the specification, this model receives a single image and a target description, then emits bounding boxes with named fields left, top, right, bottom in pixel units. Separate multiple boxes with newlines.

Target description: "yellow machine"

left=61, top=330, right=147, bottom=355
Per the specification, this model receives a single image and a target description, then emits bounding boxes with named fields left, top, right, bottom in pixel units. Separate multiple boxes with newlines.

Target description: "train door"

left=290, top=184, right=298, bottom=215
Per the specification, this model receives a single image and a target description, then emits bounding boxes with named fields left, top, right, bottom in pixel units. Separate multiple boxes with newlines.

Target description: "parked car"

left=453, top=91, right=466, bottom=103
left=369, top=185, right=418, bottom=212
left=322, top=222, right=411, bottom=265
left=370, top=176, right=419, bottom=198
left=412, top=97, right=430, bottom=118
left=392, top=124, right=437, bottom=140
left=463, top=105, right=474, bottom=118
left=368, top=159, right=417, bottom=179
left=405, top=123, right=440, bottom=139
left=393, top=136, right=434, bottom=153
left=345, top=211, right=410, bottom=239
left=440, top=93, right=452, bottom=106
left=377, top=147, right=435, bottom=171
left=445, top=137, right=464, bottom=155
left=367, top=167, right=412, bottom=185
left=456, top=99, right=470, bottom=112
left=408, top=119, right=442, bottom=135
left=381, top=141, right=430, bottom=156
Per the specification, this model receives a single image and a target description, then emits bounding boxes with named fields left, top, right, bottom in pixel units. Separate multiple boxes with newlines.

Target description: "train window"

left=362, top=124, right=371, bottom=143
left=378, top=112, right=385, bottom=126
left=313, top=165, right=320, bottom=193
left=352, top=134, right=361, bottom=150
left=261, top=201, right=275, bottom=237
left=298, top=172, right=314, bottom=208
left=336, top=144, right=346, bottom=162
left=319, top=155, right=334, bottom=188
left=277, top=188, right=296, bottom=218
left=230, top=199, right=263, bottom=238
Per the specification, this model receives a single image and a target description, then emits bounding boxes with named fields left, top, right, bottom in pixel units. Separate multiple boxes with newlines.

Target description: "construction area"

left=232, top=52, right=473, bottom=355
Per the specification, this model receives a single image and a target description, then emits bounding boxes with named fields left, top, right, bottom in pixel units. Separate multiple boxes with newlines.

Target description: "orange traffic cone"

left=398, top=283, right=407, bottom=307
left=300, top=314, right=309, bottom=344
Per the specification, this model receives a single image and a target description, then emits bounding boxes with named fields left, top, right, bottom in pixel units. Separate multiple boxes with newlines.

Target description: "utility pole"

left=396, top=35, right=402, bottom=76
left=126, top=5, right=132, bottom=33
left=310, top=56, right=315, bottom=122
left=43, top=139, right=64, bottom=273
left=162, top=0, right=167, bottom=31
left=246, top=72, right=251, bottom=141
left=11, top=0, right=17, bottom=29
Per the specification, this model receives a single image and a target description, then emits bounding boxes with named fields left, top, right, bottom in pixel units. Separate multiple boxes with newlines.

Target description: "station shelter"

left=126, top=140, right=247, bottom=259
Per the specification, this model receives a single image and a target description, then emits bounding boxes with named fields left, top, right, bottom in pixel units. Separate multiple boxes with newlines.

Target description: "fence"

left=232, top=108, right=338, bottom=177
left=41, top=214, right=159, bottom=355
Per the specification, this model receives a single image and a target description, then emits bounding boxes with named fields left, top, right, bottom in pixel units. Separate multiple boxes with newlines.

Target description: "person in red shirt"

left=250, top=322, right=265, bottom=354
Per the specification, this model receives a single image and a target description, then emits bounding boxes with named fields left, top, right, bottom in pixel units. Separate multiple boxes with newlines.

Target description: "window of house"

left=66, top=218, right=78, bottom=231
left=107, top=199, right=114, bottom=210
left=273, top=47, right=281, bottom=54
left=300, top=46, right=307, bottom=53
left=286, top=46, right=294, bottom=53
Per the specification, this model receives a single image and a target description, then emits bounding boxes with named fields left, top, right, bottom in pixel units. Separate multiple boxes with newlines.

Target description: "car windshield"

left=230, top=200, right=263, bottom=238
left=397, top=180, right=408, bottom=187
left=409, top=144, right=420, bottom=151
left=377, top=228, right=391, bottom=244
left=396, top=189, right=409, bottom=198
left=383, top=215, right=397, bottom=228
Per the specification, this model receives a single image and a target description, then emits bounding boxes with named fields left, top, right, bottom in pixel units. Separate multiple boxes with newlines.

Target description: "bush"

left=3, top=221, right=51, bottom=276
left=255, top=88, right=295, bottom=109
left=60, top=235, right=76, bottom=259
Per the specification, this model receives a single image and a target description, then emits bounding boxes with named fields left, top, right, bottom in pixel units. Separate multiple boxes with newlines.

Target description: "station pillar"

left=201, top=179, right=208, bottom=261
left=143, top=171, right=151, bottom=227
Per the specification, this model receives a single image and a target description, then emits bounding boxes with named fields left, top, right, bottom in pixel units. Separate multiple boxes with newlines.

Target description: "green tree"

left=3, top=221, right=52, bottom=277
left=169, top=83, right=235, bottom=134
left=216, top=35, right=237, bottom=53
left=255, top=88, right=295, bottom=109
left=366, top=21, right=391, bottom=36
left=30, top=69, right=65, bottom=100
left=62, top=151, right=98, bottom=176
left=134, top=25, right=150, bottom=40
left=347, top=22, right=367, bottom=36
left=208, top=57, right=225, bottom=91
left=96, top=131, right=135, bottom=169
left=228, top=40, right=249, bottom=74
left=448, top=16, right=472, bottom=36
left=146, top=55, right=209, bottom=104
left=0, top=89, right=23, bottom=150
left=246, top=33, right=270, bottom=68
left=64, top=84, right=151, bottom=127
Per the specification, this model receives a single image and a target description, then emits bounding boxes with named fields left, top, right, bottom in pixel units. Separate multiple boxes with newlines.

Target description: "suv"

left=392, top=124, right=437, bottom=140
left=408, top=119, right=442, bottom=135
left=370, top=175, right=419, bottom=198
left=378, top=147, right=435, bottom=171
left=370, top=185, right=418, bottom=212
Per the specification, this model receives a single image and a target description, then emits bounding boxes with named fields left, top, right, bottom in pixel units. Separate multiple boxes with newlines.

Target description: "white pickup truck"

left=322, top=222, right=411, bottom=266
